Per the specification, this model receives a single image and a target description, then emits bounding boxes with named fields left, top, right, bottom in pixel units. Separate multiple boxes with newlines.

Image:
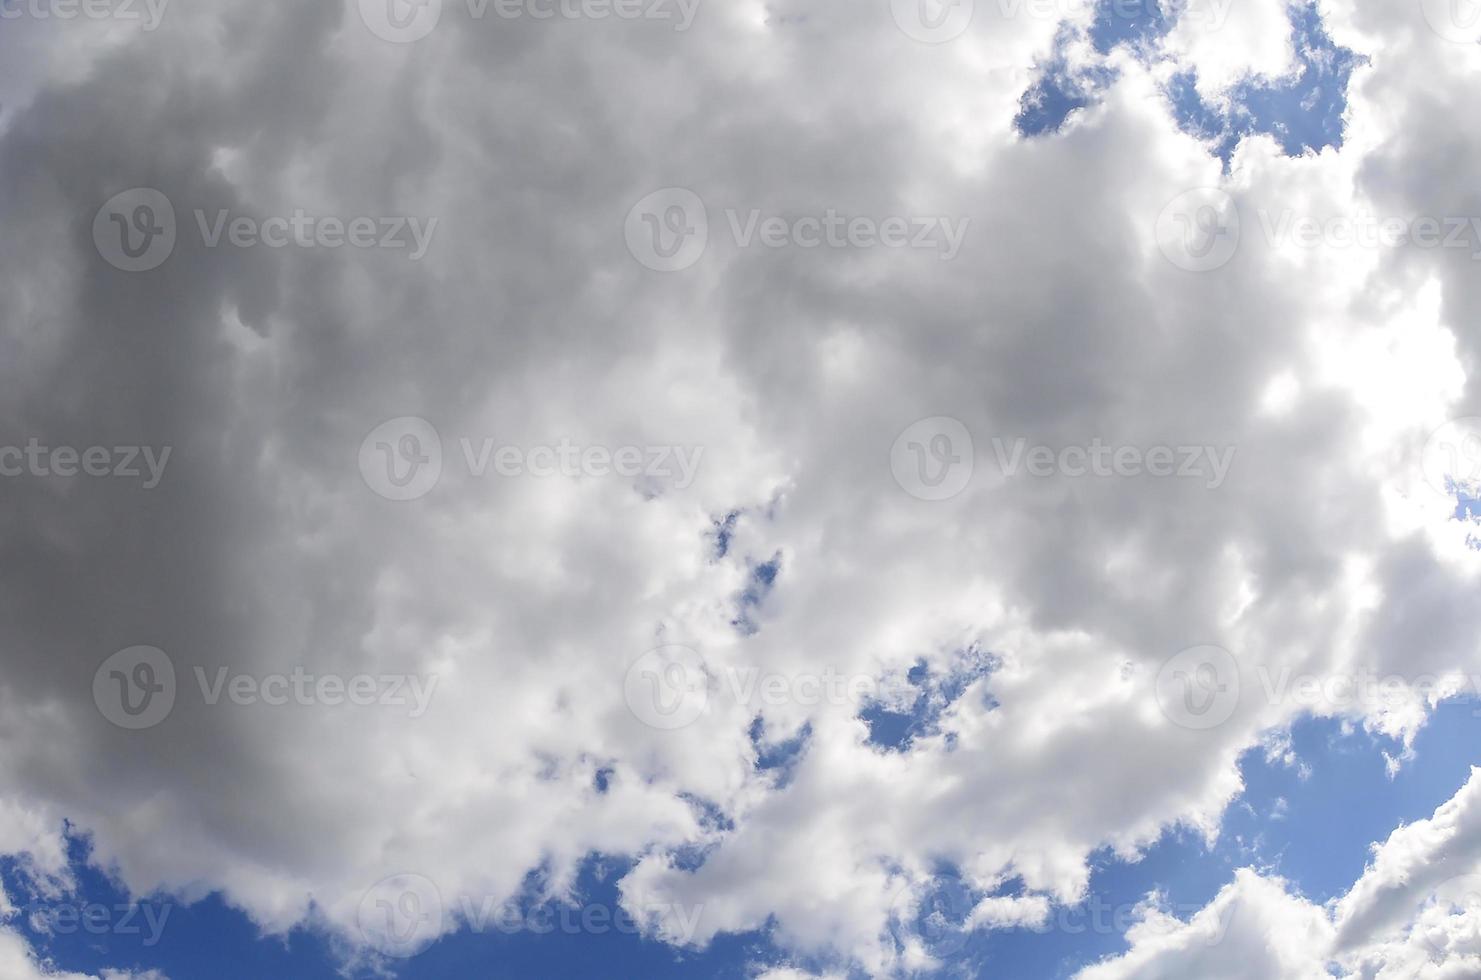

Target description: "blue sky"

left=15, top=700, right=1481, bottom=978
left=1017, top=0, right=1361, bottom=165
left=9, top=0, right=1481, bottom=978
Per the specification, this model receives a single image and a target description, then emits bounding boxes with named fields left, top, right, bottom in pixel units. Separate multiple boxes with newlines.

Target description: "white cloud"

left=1334, top=767, right=1481, bottom=965
left=1074, top=869, right=1332, bottom=979
left=1078, top=769, right=1481, bottom=979
left=0, top=0, right=1478, bottom=976
left=1163, top=0, right=1298, bottom=103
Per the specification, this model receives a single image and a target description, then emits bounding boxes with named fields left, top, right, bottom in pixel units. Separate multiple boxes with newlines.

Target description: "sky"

left=2, top=0, right=1481, bottom=978
left=11, top=701, right=1481, bottom=977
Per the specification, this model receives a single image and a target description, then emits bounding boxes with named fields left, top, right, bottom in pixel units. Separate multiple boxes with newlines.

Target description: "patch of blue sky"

left=391, top=856, right=771, bottom=980
left=732, top=553, right=781, bottom=635
left=19, top=695, right=1481, bottom=978
left=1169, top=2, right=1363, bottom=163
left=860, top=648, right=999, bottom=752
left=710, top=509, right=740, bottom=559
left=1016, top=25, right=1117, bottom=138
left=1088, top=0, right=1175, bottom=53
left=959, top=698, right=1481, bottom=977
left=1448, top=488, right=1481, bottom=547
left=751, top=717, right=812, bottom=789
left=7, top=845, right=777, bottom=979
left=1018, top=0, right=1362, bottom=166
left=1, top=838, right=341, bottom=980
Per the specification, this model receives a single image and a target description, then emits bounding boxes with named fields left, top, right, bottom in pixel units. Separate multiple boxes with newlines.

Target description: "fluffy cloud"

left=1163, top=0, right=1298, bottom=101
left=0, top=0, right=1479, bottom=976
left=1079, top=769, right=1481, bottom=979
left=0, top=925, right=162, bottom=980
left=1074, top=869, right=1333, bottom=980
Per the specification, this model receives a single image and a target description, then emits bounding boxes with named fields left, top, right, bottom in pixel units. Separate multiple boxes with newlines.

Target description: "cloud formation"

left=1, top=0, right=1480, bottom=975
